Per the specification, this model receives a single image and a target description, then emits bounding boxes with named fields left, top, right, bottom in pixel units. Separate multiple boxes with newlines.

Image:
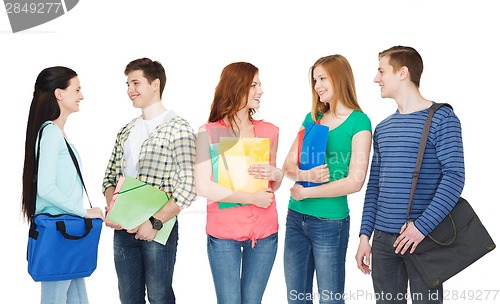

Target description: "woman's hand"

left=248, top=188, right=274, bottom=208
left=248, top=164, right=283, bottom=181
left=290, top=184, right=308, bottom=200
left=85, top=207, right=104, bottom=220
left=302, top=164, right=329, bottom=183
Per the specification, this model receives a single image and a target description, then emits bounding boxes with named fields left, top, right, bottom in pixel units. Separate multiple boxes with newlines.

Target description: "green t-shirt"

left=288, top=110, right=372, bottom=219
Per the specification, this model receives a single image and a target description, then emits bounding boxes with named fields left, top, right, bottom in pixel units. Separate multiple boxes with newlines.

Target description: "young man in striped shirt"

left=355, top=46, right=465, bottom=303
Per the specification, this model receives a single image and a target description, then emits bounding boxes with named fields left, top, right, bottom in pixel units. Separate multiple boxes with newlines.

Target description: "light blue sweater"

left=35, top=122, right=86, bottom=217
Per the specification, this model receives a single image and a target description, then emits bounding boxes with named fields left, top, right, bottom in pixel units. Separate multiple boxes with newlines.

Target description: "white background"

left=1, top=1, right=499, bottom=303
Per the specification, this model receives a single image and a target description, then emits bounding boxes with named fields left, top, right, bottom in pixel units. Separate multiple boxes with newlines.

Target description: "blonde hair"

left=310, top=55, right=362, bottom=121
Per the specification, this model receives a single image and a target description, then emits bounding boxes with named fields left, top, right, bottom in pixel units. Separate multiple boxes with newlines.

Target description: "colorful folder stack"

left=210, top=137, right=270, bottom=209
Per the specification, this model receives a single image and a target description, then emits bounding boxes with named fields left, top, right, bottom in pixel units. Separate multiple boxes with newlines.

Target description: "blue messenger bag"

left=28, top=213, right=102, bottom=281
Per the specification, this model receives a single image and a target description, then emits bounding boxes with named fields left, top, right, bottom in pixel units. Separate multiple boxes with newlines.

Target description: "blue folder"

left=297, top=122, right=329, bottom=187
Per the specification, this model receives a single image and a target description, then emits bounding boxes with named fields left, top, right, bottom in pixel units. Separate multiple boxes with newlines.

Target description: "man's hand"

left=104, top=220, right=124, bottom=230
left=128, top=221, right=158, bottom=242
left=394, top=222, right=425, bottom=254
left=355, top=235, right=372, bottom=275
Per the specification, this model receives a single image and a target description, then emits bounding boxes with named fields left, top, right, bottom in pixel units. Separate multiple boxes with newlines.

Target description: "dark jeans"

left=372, top=230, right=443, bottom=304
left=113, top=221, right=178, bottom=304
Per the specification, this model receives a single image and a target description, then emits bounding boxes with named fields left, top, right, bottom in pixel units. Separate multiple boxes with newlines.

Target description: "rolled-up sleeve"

left=102, top=128, right=125, bottom=193
left=171, top=123, right=197, bottom=209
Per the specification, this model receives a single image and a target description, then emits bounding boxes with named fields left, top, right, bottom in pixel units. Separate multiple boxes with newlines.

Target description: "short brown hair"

left=379, top=46, right=423, bottom=88
left=124, top=58, right=167, bottom=97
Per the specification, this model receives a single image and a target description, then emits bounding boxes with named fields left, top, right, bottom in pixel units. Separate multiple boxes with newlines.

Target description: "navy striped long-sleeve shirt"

left=360, top=104, right=465, bottom=237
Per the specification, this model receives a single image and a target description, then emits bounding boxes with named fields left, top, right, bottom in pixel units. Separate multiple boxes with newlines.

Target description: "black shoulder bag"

left=406, top=103, right=496, bottom=288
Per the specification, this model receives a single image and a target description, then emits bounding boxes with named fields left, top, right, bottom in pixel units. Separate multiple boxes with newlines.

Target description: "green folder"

left=210, top=141, right=246, bottom=209
left=106, top=176, right=175, bottom=245
left=153, top=216, right=176, bottom=245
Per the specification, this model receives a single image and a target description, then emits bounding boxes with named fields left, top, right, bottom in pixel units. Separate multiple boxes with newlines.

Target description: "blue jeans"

left=207, top=232, right=278, bottom=304
left=41, top=279, right=88, bottom=304
left=113, top=221, right=178, bottom=304
left=284, top=209, right=349, bottom=304
left=371, top=230, right=443, bottom=304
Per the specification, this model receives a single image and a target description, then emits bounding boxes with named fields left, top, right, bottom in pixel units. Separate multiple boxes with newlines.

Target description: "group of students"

left=21, top=44, right=465, bottom=304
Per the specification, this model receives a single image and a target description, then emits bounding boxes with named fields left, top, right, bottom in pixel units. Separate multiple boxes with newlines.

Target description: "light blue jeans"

left=284, top=209, right=350, bottom=304
left=207, top=233, right=278, bottom=304
left=41, top=279, right=88, bottom=304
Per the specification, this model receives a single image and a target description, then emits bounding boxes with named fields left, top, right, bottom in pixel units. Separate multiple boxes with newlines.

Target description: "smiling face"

left=312, top=64, right=334, bottom=105
left=126, top=70, right=160, bottom=109
left=56, top=76, right=83, bottom=115
left=374, top=55, right=401, bottom=99
left=243, top=73, right=263, bottom=110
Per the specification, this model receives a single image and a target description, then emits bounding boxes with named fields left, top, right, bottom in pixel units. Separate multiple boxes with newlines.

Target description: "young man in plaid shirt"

left=102, top=58, right=197, bottom=304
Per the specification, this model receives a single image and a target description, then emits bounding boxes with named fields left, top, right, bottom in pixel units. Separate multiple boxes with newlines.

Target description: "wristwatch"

left=149, top=216, right=163, bottom=230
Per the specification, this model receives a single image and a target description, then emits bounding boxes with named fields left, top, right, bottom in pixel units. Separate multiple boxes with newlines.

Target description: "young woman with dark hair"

left=22, top=66, right=104, bottom=303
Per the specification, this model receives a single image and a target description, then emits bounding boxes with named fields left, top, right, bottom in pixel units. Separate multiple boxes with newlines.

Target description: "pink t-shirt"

left=204, top=120, right=279, bottom=246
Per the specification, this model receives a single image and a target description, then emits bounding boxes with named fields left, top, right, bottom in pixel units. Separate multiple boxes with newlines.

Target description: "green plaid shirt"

left=102, top=113, right=197, bottom=209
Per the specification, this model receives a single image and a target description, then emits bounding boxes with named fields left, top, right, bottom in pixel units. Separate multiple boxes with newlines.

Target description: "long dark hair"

left=21, top=66, right=78, bottom=222
left=208, top=62, right=258, bottom=130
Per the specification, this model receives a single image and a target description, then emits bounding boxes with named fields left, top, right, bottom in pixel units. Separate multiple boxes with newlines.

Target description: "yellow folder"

left=217, top=137, right=270, bottom=194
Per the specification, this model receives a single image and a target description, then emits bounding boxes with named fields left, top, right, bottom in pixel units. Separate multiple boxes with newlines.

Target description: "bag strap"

left=64, top=139, right=92, bottom=208
left=405, top=103, right=453, bottom=223
left=36, top=123, right=93, bottom=208
left=56, top=218, right=94, bottom=240
left=34, top=123, right=50, bottom=191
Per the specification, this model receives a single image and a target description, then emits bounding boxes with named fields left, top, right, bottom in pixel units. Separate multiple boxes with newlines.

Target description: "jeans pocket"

left=373, top=229, right=382, bottom=240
